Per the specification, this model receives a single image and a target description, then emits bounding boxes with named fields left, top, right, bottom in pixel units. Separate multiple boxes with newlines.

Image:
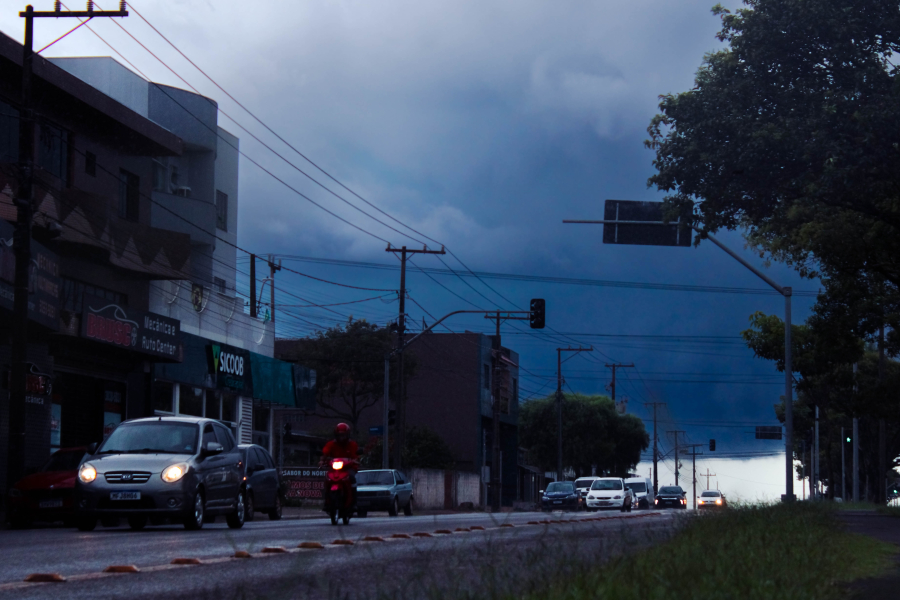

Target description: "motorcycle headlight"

left=333, top=460, right=344, bottom=470
left=78, top=463, right=97, bottom=484
left=162, top=463, right=189, bottom=483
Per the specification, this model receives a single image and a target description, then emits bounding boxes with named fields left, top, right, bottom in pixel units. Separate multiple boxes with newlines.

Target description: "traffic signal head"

left=709, top=439, right=716, bottom=452
left=530, top=298, right=545, bottom=329
left=846, top=436, right=851, bottom=443
left=388, top=409, right=397, bottom=427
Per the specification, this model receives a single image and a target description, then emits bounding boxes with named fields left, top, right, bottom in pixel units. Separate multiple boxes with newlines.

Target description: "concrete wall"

left=408, top=468, right=482, bottom=509
left=49, top=57, right=149, bottom=118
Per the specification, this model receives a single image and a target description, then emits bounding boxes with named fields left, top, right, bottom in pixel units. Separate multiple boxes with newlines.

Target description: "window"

left=60, top=277, right=127, bottom=313
left=205, top=390, right=220, bottom=419
left=152, top=382, right=174, bottom=414
left=119, top=169, right=140, bottom=221
left=85, top=151, right=96, bottom=177
left=483, top=364, right=490, bottom=390
left=213, top=423, right=235, bottom=451
left=512, top=378, right=518, bottom=402
left=152, top=158, right=166, bottom=191
left=39, top=121, right=68, bottom=181
left=221, top=393, right=235, bottom=423
left=216, top=190, right=228, bottom=231
left=262, top=448, right=275, bottom=470
left=500, top=396, right=510, bottom=415
left=214, top=277, right=227, bottom=294
left=251, top=447, right=266, bottom=469
left=179, top=385, right=203, bottom=417
left=202, top=424, right=217, bottom=447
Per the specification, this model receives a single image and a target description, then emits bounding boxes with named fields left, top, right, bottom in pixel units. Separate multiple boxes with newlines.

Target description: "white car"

left=585, top=477, right=633, bottom=512
left=624, top=476, right=654, bottom=509
left=574, top=476, right=600, bottom=504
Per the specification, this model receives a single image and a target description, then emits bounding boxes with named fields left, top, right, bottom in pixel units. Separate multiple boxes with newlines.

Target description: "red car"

left=7, top=447, right=88, bottom=528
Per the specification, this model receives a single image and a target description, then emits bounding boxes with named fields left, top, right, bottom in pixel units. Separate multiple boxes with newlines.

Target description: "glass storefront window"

left=180, top=385, right=203, bottom=417
left=152, top=382, right=174, bottom=413
left=222, top=394, right=235, bottom=423
left=253, top=407, right=269, bottom=432
left=205, top=390, right=220, bottom=420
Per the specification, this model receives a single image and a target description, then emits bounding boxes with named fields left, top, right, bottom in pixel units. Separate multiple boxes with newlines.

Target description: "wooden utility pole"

left=700, top=468, right=716, bottom=490
left=604, top=363, right=634, bottom=401
left=668, top=430, right=685, bottom=487
left=8, top=2, right=128, bottom=490
left=644, top=402, right=665, bottom=495
left=385, top=244, right=445, bottom=470
left=556, top=347, right=593, bottom=481
left=267, top=255, right=281, bottom=323
left=682, top=444, right=703, bottom=509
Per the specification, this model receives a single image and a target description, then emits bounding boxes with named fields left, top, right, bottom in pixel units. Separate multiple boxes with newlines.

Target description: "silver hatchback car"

left=74, top=416, right=246, bottom=531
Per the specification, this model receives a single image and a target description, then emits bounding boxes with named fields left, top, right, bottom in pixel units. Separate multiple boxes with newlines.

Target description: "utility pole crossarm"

left=555, top=346, right=593, bottom=482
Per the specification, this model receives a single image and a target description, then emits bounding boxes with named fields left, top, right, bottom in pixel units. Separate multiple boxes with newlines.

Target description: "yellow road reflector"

left=390, top=533, right=411, bottom=539
left=233, top=551, right=252, bottom=558
left=412, top=532, right=432, bottom=538
left=103, top=565, right=140, bottom=574
left=261, top=547, right=287, bottom=554
left=434, top=529, right=452, bottom=534
left=170, top=558, right=202, bottom=565
left=332, top=539, right=354, bottom=545
left=362, top=536, right=385, bottom=542
left=298, top=542, right=325, bottom=549
left=24, top=573, right=66, bottom=583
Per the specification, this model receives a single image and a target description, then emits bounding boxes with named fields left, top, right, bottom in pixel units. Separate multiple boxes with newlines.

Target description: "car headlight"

left=613, top=495, right=621, bottom=499
left=162, top=463, right=189, bottom=483
left=78, top=463, right=97, bottom=484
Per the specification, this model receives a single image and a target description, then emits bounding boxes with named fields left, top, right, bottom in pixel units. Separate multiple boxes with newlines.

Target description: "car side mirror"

left=203, top=442, right=224, bottom=457
left=87, top=442, right=98, bottom=455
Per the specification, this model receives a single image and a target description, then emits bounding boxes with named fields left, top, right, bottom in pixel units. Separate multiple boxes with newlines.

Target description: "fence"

left=408, top=468, right=482, bottom=509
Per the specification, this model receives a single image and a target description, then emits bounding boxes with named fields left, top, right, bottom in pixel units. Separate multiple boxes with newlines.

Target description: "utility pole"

left=814, top=406, right=820, bottom=500
left=853, top=363, right=859, bottom=502
left=484, top=311, right=531, bottom=512
left=644, top=402, right=665, bottom=495
left=841, top=426, right=846, bottom=502
left=267, top=255, right=281, bottom=323
left=249, top=254, right=257, bottom=318
left=879, top=324, right=886, bottom=504
left=605, top=363, right=634, bottom=401
left=700, top=468, right=716, bottom=490
left=385, top=244, right=445, bottom=470
left=556, top=347, right=593, bottom=482
left=8, top=2, right=128, bottom=490
left=682, top=444, right=703, bottom=509
left=669, top=430, right=685, bottom=486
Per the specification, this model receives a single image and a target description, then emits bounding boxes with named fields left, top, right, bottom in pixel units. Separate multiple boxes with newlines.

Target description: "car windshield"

left=626, top=482, right=647, bottom=493
left=659, top=487, right=683, bottom=494
left=591, top=480, right=623, bottom=491
left=42, top=449, right=87, bottom=472
left=574, top=478, right=596, bottom=489
left=97, top=422, right=198, bottom=455
left=701, top=491, right=721, bottom=497
left=357, top=471, right=395, bottom=486
left=545, top=482, right=574, bottom=493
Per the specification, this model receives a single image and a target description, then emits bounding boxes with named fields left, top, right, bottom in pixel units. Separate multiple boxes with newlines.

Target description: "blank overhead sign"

left=602, top=200, right=691, bottom=247
left=756, top=426, right=783, bottom=440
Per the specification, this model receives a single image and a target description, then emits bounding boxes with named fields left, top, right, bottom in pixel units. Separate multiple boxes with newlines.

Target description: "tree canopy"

left=519, top=393, right=649, bottom=478
left=277, top=318, right=416, bottom=433
left=647, top=0, right=900, bottom=327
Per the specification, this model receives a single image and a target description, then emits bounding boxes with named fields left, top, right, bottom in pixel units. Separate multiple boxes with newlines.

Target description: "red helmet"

left=335, top=423, right=350, bottom=436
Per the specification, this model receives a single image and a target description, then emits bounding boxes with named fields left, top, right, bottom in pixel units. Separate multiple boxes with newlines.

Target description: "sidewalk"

left=837, top=511, right=900, bottom=598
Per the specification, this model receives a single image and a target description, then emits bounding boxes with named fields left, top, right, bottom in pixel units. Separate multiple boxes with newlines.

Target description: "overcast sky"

left=1, top=0, right=821, bottom=497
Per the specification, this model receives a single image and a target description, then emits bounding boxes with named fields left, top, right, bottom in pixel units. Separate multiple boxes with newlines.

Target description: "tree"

left=519, top=393, right=649, bottom=478
left=647, top=0, right=900, bottom=318
left=277, top=318, right=416, bottom=434
left=359, top=426, right=455, bottom=470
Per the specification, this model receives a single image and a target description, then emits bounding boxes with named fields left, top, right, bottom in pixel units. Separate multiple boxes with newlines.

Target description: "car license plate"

left=552, top=500, right=562, bottom=504
left=39, top=499, right=63, bottom=509
left=110, top=491, right=141, bottom=501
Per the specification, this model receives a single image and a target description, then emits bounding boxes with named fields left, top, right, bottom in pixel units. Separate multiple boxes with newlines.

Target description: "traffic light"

left=530, top=298, right=545, bottom=329
left=709, top=439, right=716, bottom=452
left=388, top=409, right=396, bottom=427
left=846, top=435, right=852, bottom=443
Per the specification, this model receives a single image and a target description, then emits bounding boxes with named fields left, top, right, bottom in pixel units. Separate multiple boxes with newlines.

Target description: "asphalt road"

left=0, top=509, right=683, bottom=599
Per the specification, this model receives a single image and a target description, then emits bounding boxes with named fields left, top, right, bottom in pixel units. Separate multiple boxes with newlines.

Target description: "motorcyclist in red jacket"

left=319, top=423, right=360, bottom=509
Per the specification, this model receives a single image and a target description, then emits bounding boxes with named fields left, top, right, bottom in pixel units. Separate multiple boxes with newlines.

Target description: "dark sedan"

left=7, top=447, right=88, bottom=528
left=238, top=444, right=283, bottom=521
left=540, top=481, right=581, bottom=511
left=655, top=485, right=687, bottom=509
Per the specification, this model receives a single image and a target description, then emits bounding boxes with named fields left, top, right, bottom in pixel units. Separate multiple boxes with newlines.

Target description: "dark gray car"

left=356, top=469, right=413, bottom=517
left=238, top=444, right=282, bottom=521
left=74, top=416, right=246, bottom=531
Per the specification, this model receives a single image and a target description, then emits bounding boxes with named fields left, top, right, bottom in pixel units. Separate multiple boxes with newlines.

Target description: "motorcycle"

left=323, top=457, right=356, bottom=525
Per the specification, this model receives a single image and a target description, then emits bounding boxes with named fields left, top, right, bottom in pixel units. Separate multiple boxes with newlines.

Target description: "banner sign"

left=207, top=343, right=253, bottom=395
left=81, top=294, right=181, bottom=360
left=0, top=218, right=60, bottom=331
left=280, top=468, right=327, bottom=500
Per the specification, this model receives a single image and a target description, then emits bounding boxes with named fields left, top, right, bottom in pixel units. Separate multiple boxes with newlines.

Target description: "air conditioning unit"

left=173, top=186, right=192, bottom=198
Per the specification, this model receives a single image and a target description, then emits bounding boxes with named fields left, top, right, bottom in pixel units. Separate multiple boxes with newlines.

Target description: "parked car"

left=698, top=489, right=727, bottom=509
left=7, top=447, right=88, bottom=528
left=585, top=477, right=633, bottom=512
left=655, top=485, right=687, bottom=509
left=574, top=476, right=600, bottom=505
left=541, top=481, right=581, bottom=511
left=237, top=444, right=282, bottom=521
left=624, top=476, right=654, bottom=509
left=356, top=469, right=413, bottom=517
left=74, top=416, right=246, bottom=531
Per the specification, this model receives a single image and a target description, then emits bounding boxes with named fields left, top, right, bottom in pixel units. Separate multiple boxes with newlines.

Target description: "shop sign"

left=0, top=218, right=60, bottom=331
left=207, top=343, right=253, bottom=394
left=5, top=364, right=53, bottom=405
left=280, top=468, right=327, bottom=500
left=81, top=294, right=181, bottom=360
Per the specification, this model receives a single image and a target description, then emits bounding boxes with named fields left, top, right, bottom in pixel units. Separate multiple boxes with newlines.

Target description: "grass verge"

left=514, top=503, right=895, bottom=600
